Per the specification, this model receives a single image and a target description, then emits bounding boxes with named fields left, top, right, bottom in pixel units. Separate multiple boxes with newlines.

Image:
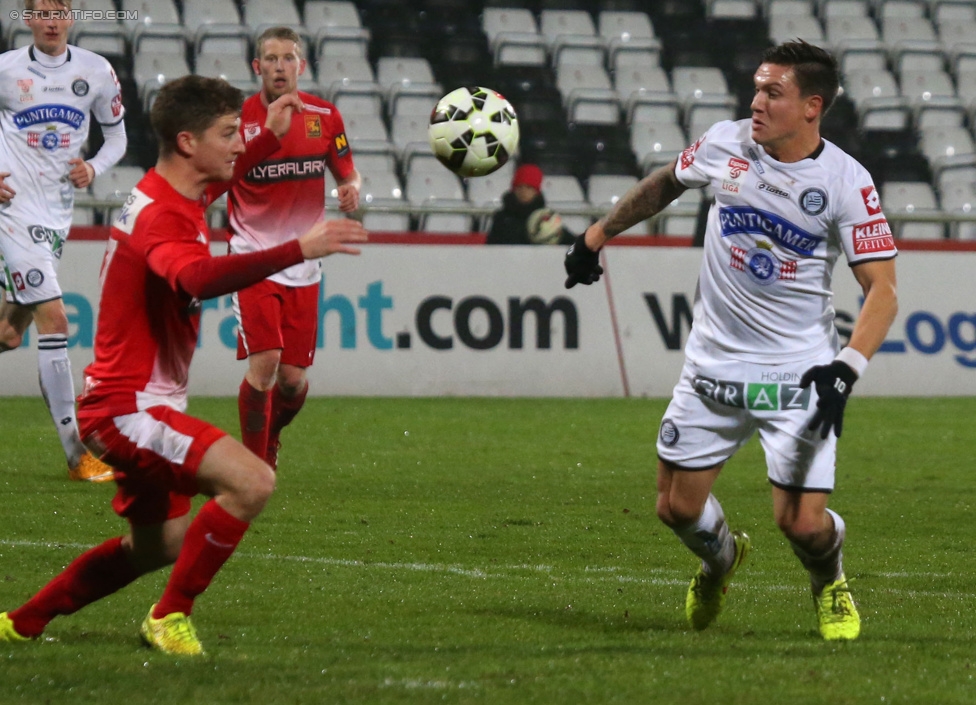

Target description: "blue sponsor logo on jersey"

left=718, top=206, right=823, bottom=256
left=12, top=104, right=85, bottom=130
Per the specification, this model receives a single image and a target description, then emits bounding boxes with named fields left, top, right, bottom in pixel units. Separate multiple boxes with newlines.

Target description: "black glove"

left=799, top=361, right=858, bottom=439
left=564, top=233, right=603, bottom=289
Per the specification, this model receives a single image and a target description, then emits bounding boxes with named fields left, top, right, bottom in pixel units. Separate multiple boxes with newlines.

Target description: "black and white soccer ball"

left=428, top=86, right=520, bottom=178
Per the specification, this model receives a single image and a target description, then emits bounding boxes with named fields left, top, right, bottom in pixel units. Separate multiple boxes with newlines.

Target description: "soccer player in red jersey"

left=0, top=75, right=367, bottom=655
left=230, top=26, right=362, bottom=469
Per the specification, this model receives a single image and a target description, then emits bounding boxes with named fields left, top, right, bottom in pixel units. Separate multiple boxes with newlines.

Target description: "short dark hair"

left=761, top=40, right=840, bottom=116
left=150, top=75, right=244, bottom=156
left=254, top=26, right=305, bottom=59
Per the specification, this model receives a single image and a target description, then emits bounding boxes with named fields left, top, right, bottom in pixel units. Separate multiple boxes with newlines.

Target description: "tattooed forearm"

left=600, top=160, right=687, bottom=239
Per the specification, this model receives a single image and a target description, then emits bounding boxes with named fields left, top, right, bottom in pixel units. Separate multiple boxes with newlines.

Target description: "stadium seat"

left=540, top=10, right=606, bottom=69
left=938, top=180, right=976, bottom=238
left=920, top=126, right=976, bottom=174
left=376, top=57, right=439, bottom=92
left=482, top=7, right=547, bottom=67
left=882, top=181, right=945, bottom=239
left=556, top=65, right=621, bottom=125
left=659, top=188, right=704, bottom=237
left=194, top=53, right=256, bottom=90
left=598, top=10, right=660, bottom=71
left=195, top=30, right=252, bottom=62
left=588, top=174, right=643, bottom=234
left=342, top=112, right=393, bottom=156
left=92, top=165, right=146, bottom=204
left=843, top=68, right=910, bottom=130
left=768, top=15, right=827, bottom=45
left=134, top=52, right=191, bottom=102
left=879, top=0, right=927, bottom=20
left=614, top=65, right=678, bottom=118
left=630, top=121, right=687, bottom=173
left=708, top=0, right=759, bottom=19
left=541, top=174, right=592, bottom=234
left=670, top=66, right=733, bottom=108
left=405, top=161, right=471, bottom=233
left=242, top=0, right=305, bottom=36
left=390, top=113, right=434, bottom=170
left=131, top=24, right=188, bottom=55
left=182, top=0, right=241, bottom=27
left=825, top=16, right=879, bottom=48
left=881, top=16, right=942, bottom=71
left=819, top=0, right=870, bottom=18
left=766, top=0, right=816, bottom=18
left=316, top=55, right=379, bottom=100
left=466, top=162, right=515, bottom=229
left=70, top=22, right=127, bottom=58
left=353, top=150, right=399, bottom=179
left=307, top=0, right=359, bottom=30
left=358, top=166, right=410, bottom=231
left=121, top=0, right=181, bottom=31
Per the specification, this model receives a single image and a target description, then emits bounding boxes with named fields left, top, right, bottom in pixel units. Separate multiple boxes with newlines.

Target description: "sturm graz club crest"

left=71, top=79, right=89, bottom=97
left=799, top=187, right=827, bottom=215
left=659, top=419, right=680, bottom=447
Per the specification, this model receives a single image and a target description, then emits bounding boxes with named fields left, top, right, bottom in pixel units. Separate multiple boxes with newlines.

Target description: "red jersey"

left=228, top=91, right=355, bottom=287
left=79, top=128, right=301, bottom=418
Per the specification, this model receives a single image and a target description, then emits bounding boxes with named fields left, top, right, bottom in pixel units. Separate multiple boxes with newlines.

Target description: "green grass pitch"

left=1, top=395, right=975, bottom=704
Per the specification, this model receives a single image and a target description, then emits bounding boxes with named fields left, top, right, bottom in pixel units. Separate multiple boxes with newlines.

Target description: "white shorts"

left=0, top=214, right=67, bottom=305
left=656, top=351, right=837, bottom=492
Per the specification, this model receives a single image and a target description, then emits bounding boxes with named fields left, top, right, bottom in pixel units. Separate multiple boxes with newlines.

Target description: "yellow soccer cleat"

left=68, top=451, right=115, bottom=483
left=814, top=575, right=861, bottom=641
left=140, top=604, right=205, bottom=656
left=685, top=530, right=751, bottom=631
left=0, top=612, right=29, bottom=643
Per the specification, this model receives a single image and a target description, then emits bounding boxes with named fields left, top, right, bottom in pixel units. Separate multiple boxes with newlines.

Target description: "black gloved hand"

left=564, top=233, right=603, bottom=289
left=799, top=361, right=858, bottom=439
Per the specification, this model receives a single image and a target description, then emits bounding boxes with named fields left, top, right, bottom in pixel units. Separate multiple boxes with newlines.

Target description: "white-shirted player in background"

left=0, top=0, right=126, bottom=482
left=564, top=40, right=898, bottom=640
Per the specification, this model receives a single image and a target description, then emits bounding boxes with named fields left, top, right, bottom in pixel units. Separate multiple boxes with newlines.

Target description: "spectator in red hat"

left=485, top=163, right=575, bottom=245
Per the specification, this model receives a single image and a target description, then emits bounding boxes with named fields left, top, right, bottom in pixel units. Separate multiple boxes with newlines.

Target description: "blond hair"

left=24, top=0, right=72, bottom=10
left=254, top=26, right=304, bottom=60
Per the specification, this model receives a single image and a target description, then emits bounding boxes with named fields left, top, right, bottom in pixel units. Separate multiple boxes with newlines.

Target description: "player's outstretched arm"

left=298, top=218, right=368, bottom=259
left=597, top=159, right=687, bottom=245
left=564, top=159, right=687, bottom=288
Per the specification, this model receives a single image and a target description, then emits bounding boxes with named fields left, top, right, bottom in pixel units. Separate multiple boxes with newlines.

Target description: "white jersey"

left=674, top=119, right=897, bottom=365
left=0, top=45, right=123, bottom=231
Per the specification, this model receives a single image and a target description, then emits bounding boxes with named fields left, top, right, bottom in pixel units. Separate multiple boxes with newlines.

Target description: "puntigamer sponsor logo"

left=13, top=104, right=85, bottom=130
left=718, top=206, right=823, bottom=256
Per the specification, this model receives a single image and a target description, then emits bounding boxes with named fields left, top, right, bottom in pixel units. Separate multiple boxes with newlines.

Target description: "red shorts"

left=234, top=278, right=319, bottom=367
left=78, top=407, right=226, bottom=526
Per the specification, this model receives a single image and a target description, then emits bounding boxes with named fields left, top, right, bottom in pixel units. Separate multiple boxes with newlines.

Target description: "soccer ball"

left=428, top=86, right=520, bottom=178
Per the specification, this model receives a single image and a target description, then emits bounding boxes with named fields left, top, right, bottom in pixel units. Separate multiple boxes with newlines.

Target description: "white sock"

left=791, top=508, right=846, bottom=594
left=37, top=334, right=84, bottom=467
left=671, top=494, right=735, bottom=578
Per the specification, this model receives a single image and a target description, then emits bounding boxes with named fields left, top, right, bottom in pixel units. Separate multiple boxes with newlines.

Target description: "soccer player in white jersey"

left=564, top=41, right=898, bottom=640
left=0, top=0, right=127, bottom=482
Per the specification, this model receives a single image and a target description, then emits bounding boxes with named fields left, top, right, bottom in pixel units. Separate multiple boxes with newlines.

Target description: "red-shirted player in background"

left=231, top=27, right=362, bottom=469
left=0, top=75, right=367, bottom=655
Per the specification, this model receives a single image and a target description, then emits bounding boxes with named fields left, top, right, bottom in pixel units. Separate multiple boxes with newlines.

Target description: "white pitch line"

left=1, top=539, right=972, bottom=599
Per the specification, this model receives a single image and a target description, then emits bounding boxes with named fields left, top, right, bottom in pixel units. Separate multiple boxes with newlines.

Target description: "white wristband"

left=835, top=347, right=868, bottom=378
